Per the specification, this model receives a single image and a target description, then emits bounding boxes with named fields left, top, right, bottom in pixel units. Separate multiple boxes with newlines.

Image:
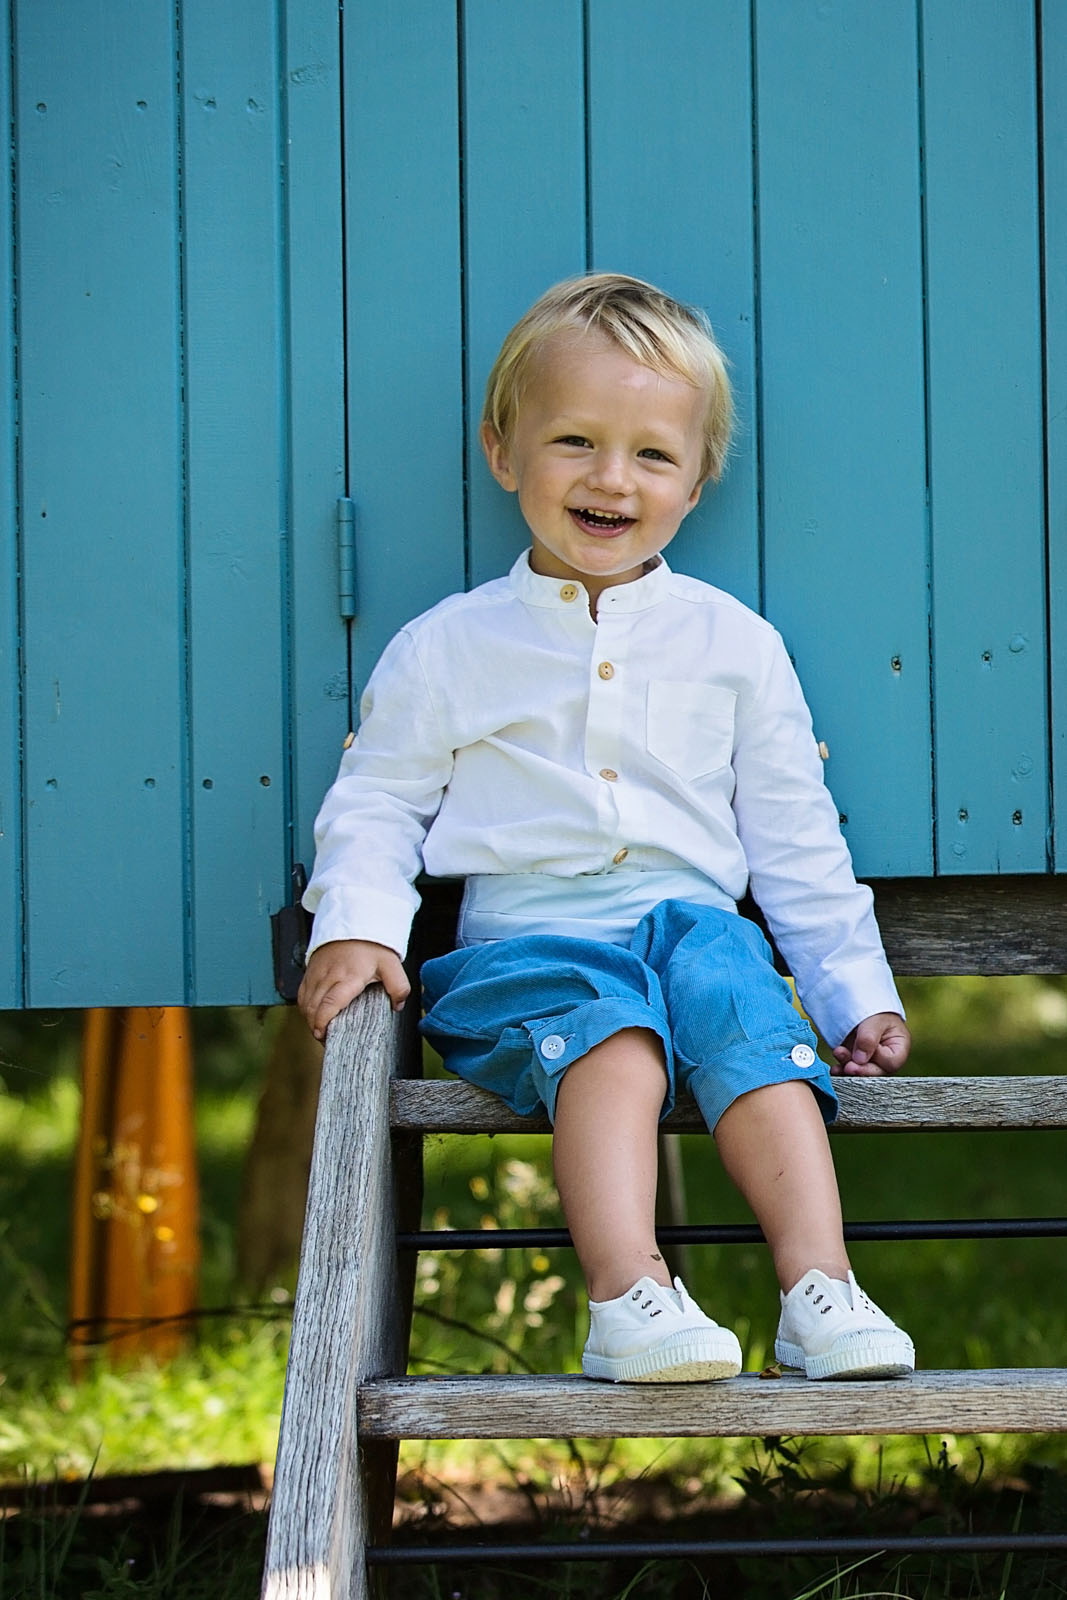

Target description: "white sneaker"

left=775, top=1268, right=915, bottom=1380
left=582, top=1275, right=742, bottom=1383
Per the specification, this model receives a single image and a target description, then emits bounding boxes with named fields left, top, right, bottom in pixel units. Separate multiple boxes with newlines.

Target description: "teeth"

left=578, top=508, right=627, bottom=526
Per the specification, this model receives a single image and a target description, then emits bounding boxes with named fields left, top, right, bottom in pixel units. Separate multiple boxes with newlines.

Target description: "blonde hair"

left=482, top=272, right=734, bottom=484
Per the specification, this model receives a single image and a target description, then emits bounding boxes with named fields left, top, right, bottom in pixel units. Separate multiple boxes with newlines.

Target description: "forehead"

left=522, top=329, right=704, bottom=428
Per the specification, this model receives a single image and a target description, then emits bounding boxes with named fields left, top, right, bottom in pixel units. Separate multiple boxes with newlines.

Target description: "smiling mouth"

left=570, top=507, right=635, bottom=533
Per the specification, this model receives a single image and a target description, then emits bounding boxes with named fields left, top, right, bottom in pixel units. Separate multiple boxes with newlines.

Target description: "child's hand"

left=298, top=939, right=411, bottom=1041
left=831, top=1012, right=911, bottom=1077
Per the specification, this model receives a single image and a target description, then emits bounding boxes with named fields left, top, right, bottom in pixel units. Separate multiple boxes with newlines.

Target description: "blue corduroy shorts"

left=419, top=899, right=837, bottom=1131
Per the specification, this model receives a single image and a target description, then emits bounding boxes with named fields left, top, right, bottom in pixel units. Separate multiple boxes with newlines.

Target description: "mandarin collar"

left=508, top=550, right=673, bottom=614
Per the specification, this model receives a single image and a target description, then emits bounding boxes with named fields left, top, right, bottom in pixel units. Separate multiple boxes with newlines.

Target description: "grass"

left=1, top=979, right=1067, bottom=1595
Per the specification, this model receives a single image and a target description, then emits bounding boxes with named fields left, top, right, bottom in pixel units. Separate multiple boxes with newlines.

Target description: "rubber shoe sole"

left=583, top=1329, right=742, bottom=1384
left=775, top=1330, right=915, bottom=1381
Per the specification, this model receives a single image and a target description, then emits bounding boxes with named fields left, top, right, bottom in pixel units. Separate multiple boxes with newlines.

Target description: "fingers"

left=830, top=1013, right=911, bottom=1077
left=377, top=951, right=412, bottom=1012
left=297, top=941, right=410, bottom=1041
left=297, top=963, right=365, bottom=1041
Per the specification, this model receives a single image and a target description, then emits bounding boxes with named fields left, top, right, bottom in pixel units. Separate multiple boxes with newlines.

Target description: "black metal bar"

left=397, top=1217, right=1067, bottom=1250
left=367, top=1531, right=1067, bottom=1566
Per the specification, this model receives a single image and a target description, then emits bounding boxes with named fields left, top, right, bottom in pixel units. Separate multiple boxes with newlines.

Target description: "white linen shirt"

left=304, top=551, right=903, bottom=1046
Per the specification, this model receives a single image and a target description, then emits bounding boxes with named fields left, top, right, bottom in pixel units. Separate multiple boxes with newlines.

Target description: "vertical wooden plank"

left=587, top=0, right=759, bottom=608
left=182, top=0, right=287, bottom=1004
left=343, top=0, right=465, bottom=694
left=0, top=2, right=21, bottom=1008
left=923, top=2, right=1048, bottom=875
left=463, top=0, right=587, bottom=589
left=283, top=0, right=349, bottom=880
left=16, top=1, right=186, bottom=1005
left=755, top=0, right=931, bottom=877
left=1043, top=3, right=1067, bottom=875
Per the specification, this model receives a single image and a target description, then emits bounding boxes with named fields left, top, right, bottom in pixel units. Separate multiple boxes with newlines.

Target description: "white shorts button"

left=790, top=1043, right=816, bottom=1068
left=540, top=1034, right=566, bottom=1060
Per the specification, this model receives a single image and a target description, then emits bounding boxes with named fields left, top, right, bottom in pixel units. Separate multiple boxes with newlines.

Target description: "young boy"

left=299, top=273, right=915, bottom=1385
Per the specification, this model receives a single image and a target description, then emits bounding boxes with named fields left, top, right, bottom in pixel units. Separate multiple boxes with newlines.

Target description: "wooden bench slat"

left=869, top=878, right=1067, bottom=975
left=359, top=1369, right=1067, bottom=1440
left=411, top=877, right=1067, bottom=975
left=393, top=1075, right=1067, bottom=1134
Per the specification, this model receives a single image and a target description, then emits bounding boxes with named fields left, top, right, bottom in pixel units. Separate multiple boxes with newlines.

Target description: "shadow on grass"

left=8, top=1449, right=1067, bottom=1600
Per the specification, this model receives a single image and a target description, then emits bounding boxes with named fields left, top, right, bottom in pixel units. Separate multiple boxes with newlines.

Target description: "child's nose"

left=586, top=449, right=633, bottom=495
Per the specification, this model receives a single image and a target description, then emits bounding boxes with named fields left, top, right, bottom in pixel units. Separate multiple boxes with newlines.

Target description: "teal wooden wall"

left=2, top=0, right=347, bottom=1008
left=2, top=1, right=1062, bottom=1009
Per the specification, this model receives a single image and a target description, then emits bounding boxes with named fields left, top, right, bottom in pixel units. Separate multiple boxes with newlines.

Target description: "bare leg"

left=552, top=1028, right=670, bottom=1302
left=714, top=1080, right=850, bottom=1293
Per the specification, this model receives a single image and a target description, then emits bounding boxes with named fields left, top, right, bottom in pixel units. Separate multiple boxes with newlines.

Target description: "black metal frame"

left=369, top=1532, right=1067, bottom=1567
left=399, top=1217, right=1067, bottom=1250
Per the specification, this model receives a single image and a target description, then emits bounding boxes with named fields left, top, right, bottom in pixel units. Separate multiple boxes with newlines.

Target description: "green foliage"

left=3, top=978, right=1067, bottom=1595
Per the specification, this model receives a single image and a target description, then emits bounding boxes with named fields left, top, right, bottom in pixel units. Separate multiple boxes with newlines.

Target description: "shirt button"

left=790, top=1043, right=816, bottom=1069
left=540, top=1034, right=566, bottom=1060
left=560, top=583, right=579, bottom=602
left=598, top=661, right=615, bottom=680
left=613, top=847, right=629, bottom=864
left=599, top=767, right=618, bottom=782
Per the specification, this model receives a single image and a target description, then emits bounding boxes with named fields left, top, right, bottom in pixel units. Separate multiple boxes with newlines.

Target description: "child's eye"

left=554, top=434, right=590, bottom=448
left=639, top=448, right=673, bottom=463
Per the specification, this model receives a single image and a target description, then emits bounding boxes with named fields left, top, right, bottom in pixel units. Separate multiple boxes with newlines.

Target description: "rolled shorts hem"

left=523, top=999, right=675, bottom=1124
left=684, top=1038, right=838, bottom=1133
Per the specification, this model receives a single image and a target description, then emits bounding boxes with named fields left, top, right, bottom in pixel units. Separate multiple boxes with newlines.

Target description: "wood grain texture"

left=342, top=3, right=464, bottom=694
left=409, top=877, right=1067, bottom=977
left=0, top=0, right=18, bottom=1007
left=283, top=0, right=349, bottom=887
left=359, top=1369, right=1067, bottom=1441
left=463, top=0, right=586, bottom=590
left=869, top=878, right=1067, bottom=974
left=588, top=0, right=759, bottom=609
left=16, top=0, right=187, bottom=1005
left=392, top=1075, right=1067, bottom=1136
left=922, top=2, right=1048, bottom=875
left=183, top=0, right=287, bottom=1004
left=1043, top=2, right=1067, bottom=876
left=755, top=0, right=931, bottom=878
left=261, top=991, right=401, bottom=1600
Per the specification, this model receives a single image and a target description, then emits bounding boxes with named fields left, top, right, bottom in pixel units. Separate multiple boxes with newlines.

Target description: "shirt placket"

left=583, top=609, right=631, bottom=865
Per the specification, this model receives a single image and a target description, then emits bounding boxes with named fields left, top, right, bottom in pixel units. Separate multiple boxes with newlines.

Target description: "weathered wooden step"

left=392, top=1075, right=1067, bottom=1134
left=359, top=1368, right=1067, bottom=1440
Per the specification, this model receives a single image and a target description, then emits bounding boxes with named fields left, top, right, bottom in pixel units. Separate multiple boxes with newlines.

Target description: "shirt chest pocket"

left=645, top=681, right=737, bottom=783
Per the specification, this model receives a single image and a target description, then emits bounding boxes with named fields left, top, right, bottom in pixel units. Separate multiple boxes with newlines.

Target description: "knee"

left=561, top=1026, right=668, bottom=1100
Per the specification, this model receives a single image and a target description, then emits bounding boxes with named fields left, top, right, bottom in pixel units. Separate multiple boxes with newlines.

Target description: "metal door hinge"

left=337, top=496, right=356, bottom=619
left=271, top=863, right=313, bottom=1001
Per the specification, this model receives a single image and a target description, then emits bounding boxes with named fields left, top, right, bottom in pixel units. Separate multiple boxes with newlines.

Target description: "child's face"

left=481, top=329, right=707, bottom=601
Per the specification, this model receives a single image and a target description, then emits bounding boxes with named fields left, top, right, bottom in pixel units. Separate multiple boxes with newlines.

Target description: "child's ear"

left=684, top=478, right=705, bottom=515
left=480, top=420, right=517, bottom=492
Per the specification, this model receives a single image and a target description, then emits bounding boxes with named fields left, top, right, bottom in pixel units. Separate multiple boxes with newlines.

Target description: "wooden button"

left=599, top=767, right=618, bottom=782
left=613, top=847, right=629, bottom=864
left=343, top=731, right=355, bottom=750
left=560, top=583, right=579, bottom=602
left=597, top=662, right=615, bottom=680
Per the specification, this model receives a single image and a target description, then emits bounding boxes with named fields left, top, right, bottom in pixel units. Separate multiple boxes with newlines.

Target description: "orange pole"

left=71, top=1008, right=200, bottom=1365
